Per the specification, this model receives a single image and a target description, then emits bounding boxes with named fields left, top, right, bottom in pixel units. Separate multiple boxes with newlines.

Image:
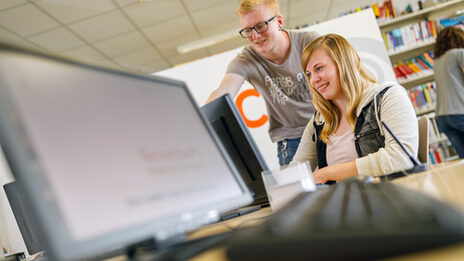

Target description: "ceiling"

left=0, top=0, right=381, bottom=74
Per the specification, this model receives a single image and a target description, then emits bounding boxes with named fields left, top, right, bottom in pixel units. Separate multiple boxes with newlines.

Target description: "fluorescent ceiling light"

left=177, top=28, right=241, bottom=54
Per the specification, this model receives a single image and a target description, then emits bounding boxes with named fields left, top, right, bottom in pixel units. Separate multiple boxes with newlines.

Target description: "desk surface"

left=392, top=159, right=464, bottom=212
left=107, top=160, right=464, bottom=261
left=192, top=159, right=464, bottom=261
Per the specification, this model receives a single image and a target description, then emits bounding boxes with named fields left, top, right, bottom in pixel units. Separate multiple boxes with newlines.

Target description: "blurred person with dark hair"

left=433, top=26, right=464, bottom=158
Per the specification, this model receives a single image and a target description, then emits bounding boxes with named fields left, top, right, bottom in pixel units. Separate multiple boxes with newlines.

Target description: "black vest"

left=313, top=87, right=392, bottom=170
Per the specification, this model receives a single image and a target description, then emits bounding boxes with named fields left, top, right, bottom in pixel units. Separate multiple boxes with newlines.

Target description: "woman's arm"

left=355, top=85, right=419, bottom=176
left=290, top=115, right=318, bottom=171
left=312, top=160, right=358, bottom=183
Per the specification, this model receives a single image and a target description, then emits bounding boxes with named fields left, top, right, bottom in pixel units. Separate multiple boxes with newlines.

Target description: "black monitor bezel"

left=201, top=94, right=269, bottom=205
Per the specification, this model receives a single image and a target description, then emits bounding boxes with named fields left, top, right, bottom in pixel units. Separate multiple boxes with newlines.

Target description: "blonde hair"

left=301, top=34, right=377, bottom=143
left=237, top=0, right=280, bottom=17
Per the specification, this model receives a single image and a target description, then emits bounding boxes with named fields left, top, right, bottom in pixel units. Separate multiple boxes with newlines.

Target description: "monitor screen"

left=0, top=44, right=252, bottom=261
left=201, top=95, right=269, bottom=205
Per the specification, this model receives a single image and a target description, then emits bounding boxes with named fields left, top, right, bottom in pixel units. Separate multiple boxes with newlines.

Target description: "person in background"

left=206, top=0, right=319, bottom=166
left=291, top=34, right=418, bottom=184
left=433, top=26, right=464, bottom=159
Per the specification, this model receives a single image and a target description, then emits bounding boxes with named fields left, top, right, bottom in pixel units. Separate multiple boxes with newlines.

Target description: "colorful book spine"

left=407, top=82, right=437, bottom=114
left=382, top=19, right=439, bottom=52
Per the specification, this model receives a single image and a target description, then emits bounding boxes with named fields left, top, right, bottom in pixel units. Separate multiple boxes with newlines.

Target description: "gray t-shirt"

left=433, top=48, right=464, bottom=116
left=227, top=30, right=319, bottom=143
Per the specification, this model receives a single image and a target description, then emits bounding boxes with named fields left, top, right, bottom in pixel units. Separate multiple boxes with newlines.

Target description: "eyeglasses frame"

left=239, top=16, right=277, bottom=38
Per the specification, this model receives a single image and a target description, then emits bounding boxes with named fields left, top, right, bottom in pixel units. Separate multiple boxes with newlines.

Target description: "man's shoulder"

left=287, top=30, right=320, bottom=40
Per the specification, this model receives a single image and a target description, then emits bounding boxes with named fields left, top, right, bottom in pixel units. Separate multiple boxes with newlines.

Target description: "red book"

left=434, top=146, right=442, bottom=163
left=400, top=63, right=415, bottom=75
left=396, top=64, right=412, bottom=78
left=393, top=66, right=405, bottom=79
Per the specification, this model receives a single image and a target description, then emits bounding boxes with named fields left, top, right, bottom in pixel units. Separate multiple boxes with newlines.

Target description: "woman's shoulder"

left=439, top=48, right=464, bottom=61
left=447, top=48, right=464, bottom=54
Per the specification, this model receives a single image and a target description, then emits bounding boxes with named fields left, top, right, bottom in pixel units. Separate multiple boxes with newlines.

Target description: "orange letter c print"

left=235, top=89, right=268, bottom=128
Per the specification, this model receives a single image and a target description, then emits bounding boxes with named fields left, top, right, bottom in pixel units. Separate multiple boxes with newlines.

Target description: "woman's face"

left=304, top=47, right=344, bottom=102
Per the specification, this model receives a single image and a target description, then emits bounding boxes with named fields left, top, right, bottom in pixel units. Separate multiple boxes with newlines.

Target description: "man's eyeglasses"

left=239, top=16, right=277, bottom=38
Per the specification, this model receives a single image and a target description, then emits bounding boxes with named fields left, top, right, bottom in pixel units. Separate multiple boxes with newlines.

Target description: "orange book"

left=409, top=91, right=418, bottom=108
left=406, top=60, right=422, bottom=73
left=423, top=52, right=435, bottom=65
left=431, top=19, right=438, bottom=37
left=397, top=61, right=415, bottom=75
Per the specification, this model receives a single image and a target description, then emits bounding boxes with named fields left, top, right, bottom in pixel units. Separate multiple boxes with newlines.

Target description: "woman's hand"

left=312, top=161, right=359, bottom=184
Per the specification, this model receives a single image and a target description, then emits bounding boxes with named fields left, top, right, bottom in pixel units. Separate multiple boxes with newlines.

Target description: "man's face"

left=238, top=6, right=281, bottom=55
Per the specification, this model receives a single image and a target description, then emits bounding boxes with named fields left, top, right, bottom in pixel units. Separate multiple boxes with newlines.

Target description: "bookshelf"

left=378, top=0, right=464, bottom=31
left=388, top=39, right=435, bottom=63
left=399, top=71, right=434, bottom=88
left=379, top=0, right=464, bottom=89
left=377, top=0, right=464, bottom=163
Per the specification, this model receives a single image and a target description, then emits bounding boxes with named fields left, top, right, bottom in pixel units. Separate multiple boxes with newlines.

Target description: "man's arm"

left=205, top=73, right=245, bottom=104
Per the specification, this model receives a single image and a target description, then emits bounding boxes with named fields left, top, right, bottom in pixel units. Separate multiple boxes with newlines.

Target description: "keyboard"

left=225, top=178, right=464, bottom=260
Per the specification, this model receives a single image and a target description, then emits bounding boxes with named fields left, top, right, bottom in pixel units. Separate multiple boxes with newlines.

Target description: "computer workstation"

left=1, top=42, right=464, bottom=261
left=0, top=42, right=254, bottom=261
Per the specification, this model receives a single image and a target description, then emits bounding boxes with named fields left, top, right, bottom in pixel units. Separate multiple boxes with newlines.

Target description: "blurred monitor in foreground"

left=0, top=43, right=252, bottom=261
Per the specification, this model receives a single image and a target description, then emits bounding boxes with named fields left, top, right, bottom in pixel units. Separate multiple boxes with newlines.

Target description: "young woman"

left=291, top=34, right=418, bottom=184
left=433, top=26, right=464, bottom=159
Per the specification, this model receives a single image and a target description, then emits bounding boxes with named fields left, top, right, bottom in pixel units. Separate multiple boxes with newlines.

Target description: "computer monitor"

left=3, top=181, right=44, bottom=255
left=201, top=95, right=269, bottom=205
left=0, top=43, right=252, bottom=261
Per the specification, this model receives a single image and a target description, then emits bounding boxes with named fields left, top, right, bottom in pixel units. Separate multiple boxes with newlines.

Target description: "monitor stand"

left=126, top=230, right=232, bottom=260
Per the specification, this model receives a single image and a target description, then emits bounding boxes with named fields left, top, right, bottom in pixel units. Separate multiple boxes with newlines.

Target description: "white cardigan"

left=291, top=82, right=419, bottom=177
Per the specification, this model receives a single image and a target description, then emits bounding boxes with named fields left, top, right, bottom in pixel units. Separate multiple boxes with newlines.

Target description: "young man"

left=206, top=0, right=319, bottom=166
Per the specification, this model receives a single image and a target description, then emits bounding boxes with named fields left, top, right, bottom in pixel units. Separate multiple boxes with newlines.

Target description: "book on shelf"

left=430, top=145, right=444, bottom=164
left=439, top=13, right=464, bottom=27
left=429, top=142, right=459, bottom=164
left=422, top=52, right=435, bottom=65
left=382, top=19, right=438, bottom=52
left=393, top=52, right=435, bottom=81
left=407, top=82, right=437, bottom=113
left=419, top=113, right=459, bottom=165
left=373, top=0, right=397, bottom=23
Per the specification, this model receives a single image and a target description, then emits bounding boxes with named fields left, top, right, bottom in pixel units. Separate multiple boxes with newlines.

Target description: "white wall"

left=155, top=9, right=396, bottom=171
